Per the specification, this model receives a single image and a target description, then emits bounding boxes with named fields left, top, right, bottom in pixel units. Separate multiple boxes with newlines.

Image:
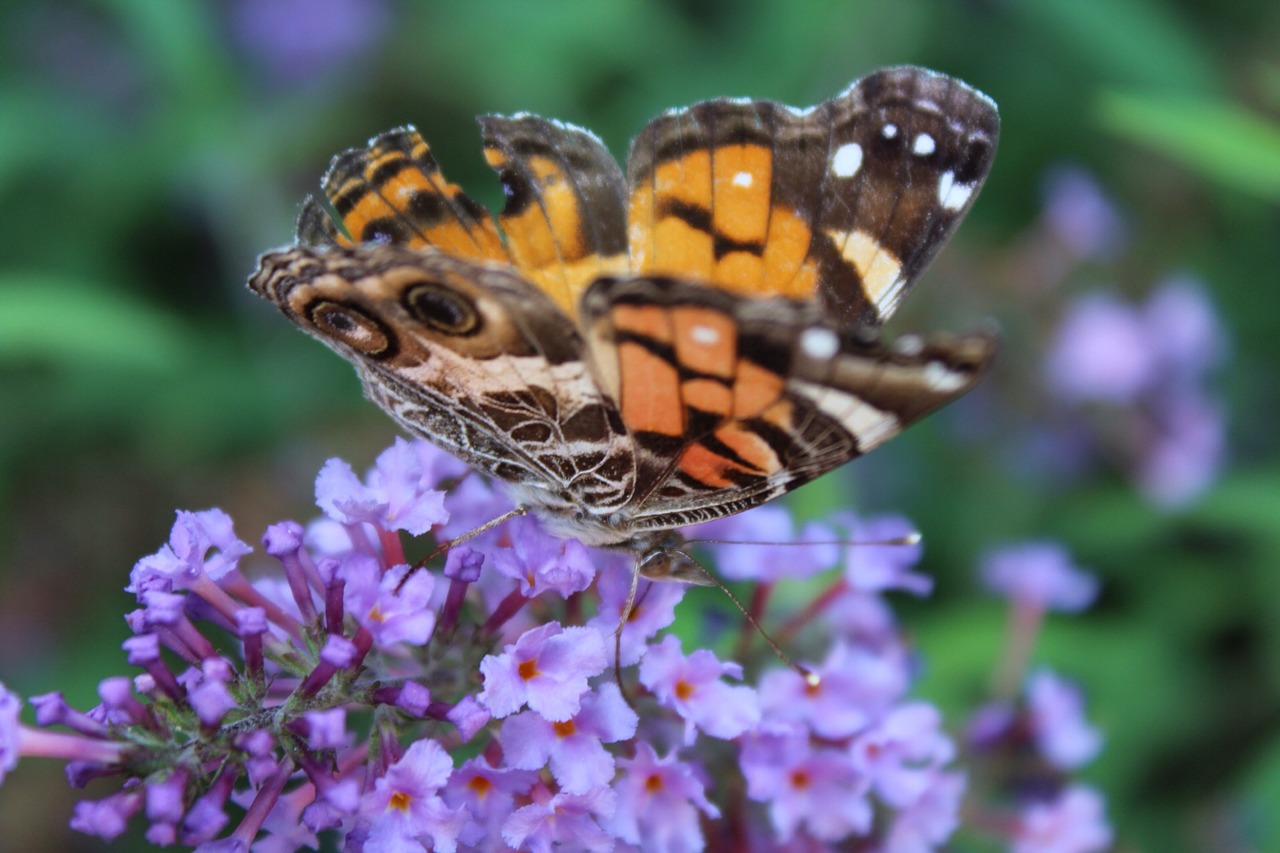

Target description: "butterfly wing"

left=581, top=275, right=995, bottom=531
left=297, top=127, right=509, bottom=260
left=478, top=114, right=630, bottom=314
left=248, top=245, right=641, bottom=518
left=298, top=118, right=631, bottom=320
left=626, top=66, right=999, bottom=328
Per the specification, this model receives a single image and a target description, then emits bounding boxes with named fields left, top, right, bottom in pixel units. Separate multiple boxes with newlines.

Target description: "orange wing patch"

left=710, top=143, right=772, bottom=288
left=629, top=142, right=820, bottom=303
left=617, top=341, right=683, bottom=437
left=612, top=303, right=682, bottom=436
left=480, top=115, right=630, bottom=318
left=323, top=129, right=509, bottom=262
left=634, top=150, right=715, bottom=281
left=675, top=418, right=783, bottom=488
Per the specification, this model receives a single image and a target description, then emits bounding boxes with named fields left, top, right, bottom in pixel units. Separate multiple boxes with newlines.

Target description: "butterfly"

left=248, top=65, right=999, bottom=583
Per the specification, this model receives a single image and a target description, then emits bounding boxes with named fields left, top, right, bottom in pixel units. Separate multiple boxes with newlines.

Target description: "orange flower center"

left=553, top=719, right=576, bottom=738
left=517, top=658, right=540, bottom=681
left=389, top=791, right=412, bottom=811
left=674, top=679, right=694, bottom=701
left=467, top=776, right=492, bottom=798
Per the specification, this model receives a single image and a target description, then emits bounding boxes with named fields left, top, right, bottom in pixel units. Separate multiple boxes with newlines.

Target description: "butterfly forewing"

left=314, top=127, right=510, bottom=260
left=627, top=66, right=998, bottom=328
left=479, top=114, right=630, bottom=317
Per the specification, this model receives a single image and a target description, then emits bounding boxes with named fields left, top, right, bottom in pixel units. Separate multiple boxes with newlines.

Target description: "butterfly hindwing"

left=248, top=244, right=640, bottom=515
left=581, top=274, right=995, bottom=530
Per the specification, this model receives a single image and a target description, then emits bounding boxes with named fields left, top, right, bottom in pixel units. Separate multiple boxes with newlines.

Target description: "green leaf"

left=1021, top=0, right=1218, bottom=92
left=0, top=274, right=193, bottom=372
left=1098, top=90, right=1280, bottom=202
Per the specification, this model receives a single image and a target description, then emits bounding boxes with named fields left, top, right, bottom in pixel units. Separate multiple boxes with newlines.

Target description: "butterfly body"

left=250, top=66, right=1000, bottom=578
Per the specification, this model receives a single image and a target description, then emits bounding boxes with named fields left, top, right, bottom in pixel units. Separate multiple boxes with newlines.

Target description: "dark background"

left=1, top=0, right=1278, bottom=849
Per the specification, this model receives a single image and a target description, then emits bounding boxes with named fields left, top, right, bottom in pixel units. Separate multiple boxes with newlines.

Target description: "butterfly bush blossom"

left=0, top=437, right=1109, bottom=851
left=1029, top=166, right=1228, bottom=507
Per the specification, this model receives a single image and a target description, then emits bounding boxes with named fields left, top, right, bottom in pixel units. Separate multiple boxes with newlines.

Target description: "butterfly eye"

left=404, top=282, right=479, bottom=335
left=308, top=300, right=393, bottom=357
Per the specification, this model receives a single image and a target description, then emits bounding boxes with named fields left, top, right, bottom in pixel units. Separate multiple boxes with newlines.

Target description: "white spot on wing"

left=783, top=103, right=818, bottom=118
left=800, top=327, right=839, bottom=360
left=792, top=379, right=901, bottom=451
left=690, top=324, right=720, bottom=345
left=882, top=123, right=899, bottom=139
left=938, top=170, right=976, bottom=211
left=830, top=142, right=863, bottom=178
left=923, top=360, right=968, bottom=393
left=732, top=170, right=753, bottom=188
left=893, top=334, right=924, bottom=357
left=825, top=228, right=905, bottom=315
left=912, top=133, right=936, bottom=156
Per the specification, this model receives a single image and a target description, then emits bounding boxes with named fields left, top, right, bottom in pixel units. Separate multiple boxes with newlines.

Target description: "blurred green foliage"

left=0, top=0, right=1278, bottom=849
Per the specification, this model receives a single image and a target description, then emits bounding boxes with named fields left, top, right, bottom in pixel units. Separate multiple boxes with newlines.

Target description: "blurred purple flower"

left=70, top=791, right=143, bottom=841
left=1040, top=165, right=1127, bottom=262
left=300, top=708, right=347, bottom=751
left=981, top=542, right=1099, bottom=613
left=587, top=564, right=682, bottom=666
left=883, top=770, right=967, bottom=853
left=228, top=0, right=390, bottom=87
left=1013, top=784, right=1113, bottom=853
left=1143, top=274, right=1227, bottom=378
left=1136, top=390, right=1225, bottom=506
left=1043, top=276, right=1228, bottom=505
left=0, top=687, right=21, bottom=785
left=1027, top=670, right=1103, bottom=770
left=850, top=702, right=955, bottom=809
left=839, top=512, right=930, bottom=595
left=341, top=558, right=437, bottom=647
left=741, top=726, right=872, bottom=842
left=759, top=641, right=907, bottom=738
left=695, top=504, right=839, bottom=581
left=490, top=516, right=597, bottom=598
left=1045, top=293, right=1156, bottom=405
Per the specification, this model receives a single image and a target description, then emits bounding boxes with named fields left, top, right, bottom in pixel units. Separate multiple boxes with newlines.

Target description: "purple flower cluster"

left=1044, top=275, right=1227, bottom=505
left=969, top=543, right=1113, bottom=853
left=0, top=437, right=1111, bottom=850
left=226, top=0, right=391, bottom=87
left=1030, top=167, right=1228, bottom=507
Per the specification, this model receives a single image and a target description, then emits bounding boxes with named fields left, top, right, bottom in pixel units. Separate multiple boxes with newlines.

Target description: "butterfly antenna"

left=613, top=562, right=644, bottom=708
left=694, top=564, right=820, bottom=688
left=394, top=505, right=528, bottom=593
left=685, top=532, right=922, bottom=548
